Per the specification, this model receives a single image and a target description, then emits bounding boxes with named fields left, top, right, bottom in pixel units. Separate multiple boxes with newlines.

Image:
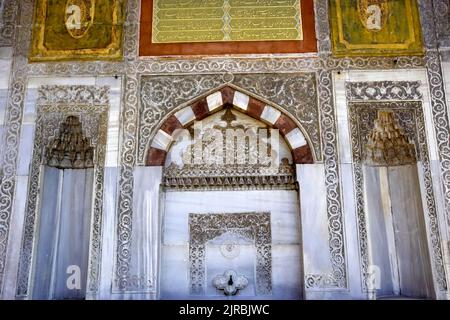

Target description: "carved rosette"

left=364, top=110, right=416, bottom=166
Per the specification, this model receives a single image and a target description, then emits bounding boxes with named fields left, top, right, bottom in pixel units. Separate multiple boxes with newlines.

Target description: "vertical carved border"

left=305, top=70, right=347, bottom=289
left=15, top=86, right=109, bottom=297
left=113, top=0, right=140, bottom=292
left=425, top=52, right=450, bottom=255
left=432, top=0, right=450, bottom=47
left=314, top=0, right=331, bottom=55
left=0, top=0, right=18, bottom=46
left=0, top=0, right=33, bottom=296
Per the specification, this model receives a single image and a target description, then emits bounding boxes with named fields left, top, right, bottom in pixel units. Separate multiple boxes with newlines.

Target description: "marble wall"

left=0, top=0, right=449, bottom=300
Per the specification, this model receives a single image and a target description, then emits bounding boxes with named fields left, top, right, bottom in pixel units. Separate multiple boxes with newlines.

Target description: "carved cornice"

left=163, top=163, right=297, bottom=191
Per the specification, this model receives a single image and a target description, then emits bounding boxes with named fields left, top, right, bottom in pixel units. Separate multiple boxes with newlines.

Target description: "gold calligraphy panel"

left=329, top=0, right=423, bottom=56
left=30, top=0, right=126, bottom=62
left=152, top=0, right=303, bottom=43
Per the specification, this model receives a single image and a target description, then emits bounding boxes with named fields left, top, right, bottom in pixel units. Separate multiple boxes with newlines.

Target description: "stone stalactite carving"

left=364, top=110, right=417, bottom=166
left=45, top=116, right=94, bottom=169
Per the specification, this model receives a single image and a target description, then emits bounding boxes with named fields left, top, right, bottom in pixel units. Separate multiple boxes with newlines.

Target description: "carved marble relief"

left=213, top=270, right=249, bottom=296
left=45, top=115, right=95, bottom=169
left=15, top=86, right=109, bottom=297
left=329, top=0, right=424, bottom=56
left=347, top=96, right=447, bottom=293
left=29, top=0, right=126, bottom=61
left=139, top=73, right=321, bottom=166
left=0, top=0, right=18, bottom=46
left=364, top=110, right=417, bottom=166
left=189, top=213, right=272, bottom=296
left=163, top=108, right=298, bottom=191
left=432, top=0, right=450, bottom=48
left=0, top=0, right=448, bottom=299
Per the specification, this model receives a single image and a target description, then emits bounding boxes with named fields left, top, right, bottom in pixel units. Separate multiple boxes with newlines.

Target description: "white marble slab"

left=233, top=91, right=249, bottom=111
left=130, top=167, right=163, bottom=293
left=17, top=124, right=34, bottom=176
left=296, top=164, right=333, bottom=276
left=206, top=91, right=223, bottom=112
left=2, top=175, right=28, bottom=299
left=260, top=105, right=281, bottom=125
left=98, top=167, right=118, bottom=299
left=0, top=48, right=12, bottom=90
left=163, top=190, right=301, bottom=245
left=96, top=77, right=122, bottom=168
left=271, top=245, right=303, bottom=300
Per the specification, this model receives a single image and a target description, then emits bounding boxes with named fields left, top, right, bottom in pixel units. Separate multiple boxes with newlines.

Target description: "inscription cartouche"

left=152, top=0, right=303, bottom=43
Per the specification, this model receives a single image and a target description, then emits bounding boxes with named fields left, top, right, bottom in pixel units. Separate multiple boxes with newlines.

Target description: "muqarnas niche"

left=362, top=110, right=434, bottom=299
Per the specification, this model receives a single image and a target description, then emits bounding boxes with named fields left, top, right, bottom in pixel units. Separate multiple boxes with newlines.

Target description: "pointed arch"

left=146, top=85, right=315, bottom=166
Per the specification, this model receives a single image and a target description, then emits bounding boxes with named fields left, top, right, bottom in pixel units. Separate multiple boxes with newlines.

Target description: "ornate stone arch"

left=145, top=85, right=315, bottom=166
